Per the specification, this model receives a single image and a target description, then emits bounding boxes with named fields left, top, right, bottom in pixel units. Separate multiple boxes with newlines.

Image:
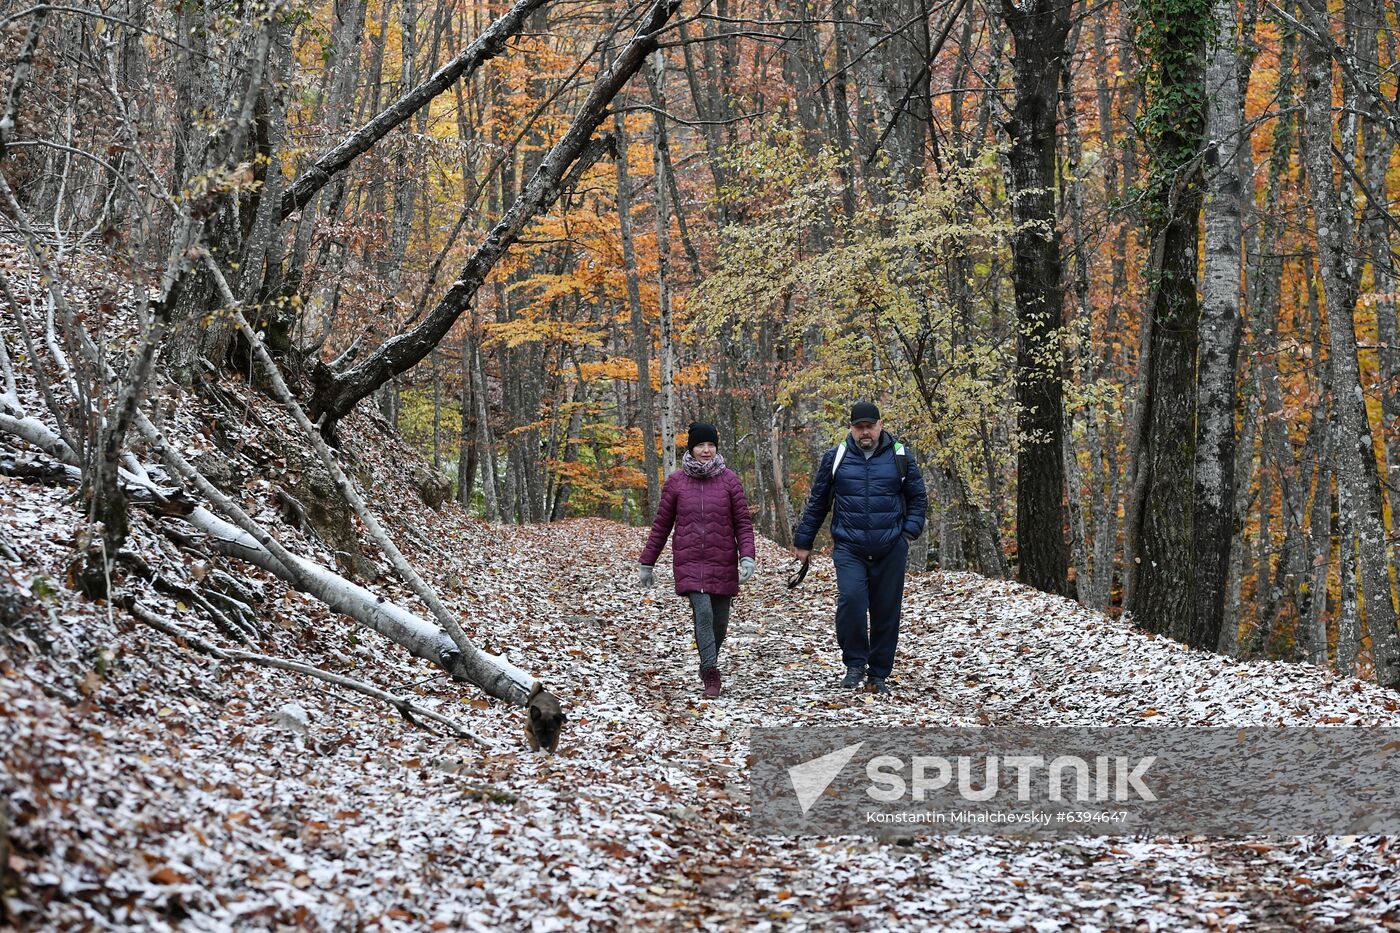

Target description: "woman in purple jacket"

left=638, top=422, right=757, bottom=698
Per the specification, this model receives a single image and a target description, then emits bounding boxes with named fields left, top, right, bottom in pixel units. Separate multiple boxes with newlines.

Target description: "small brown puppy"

left=525, top=683, right=566, bottom=754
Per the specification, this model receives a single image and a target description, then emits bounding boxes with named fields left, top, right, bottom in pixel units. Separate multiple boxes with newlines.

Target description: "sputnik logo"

left=788, top=741, right=865, bottom=814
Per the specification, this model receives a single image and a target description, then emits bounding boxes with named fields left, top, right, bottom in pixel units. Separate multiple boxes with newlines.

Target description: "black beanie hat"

left=687, top=422, right=719, bottom=452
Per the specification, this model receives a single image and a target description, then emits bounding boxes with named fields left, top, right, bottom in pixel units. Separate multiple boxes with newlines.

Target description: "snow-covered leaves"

left=3, top=374, right=1400, bottom=928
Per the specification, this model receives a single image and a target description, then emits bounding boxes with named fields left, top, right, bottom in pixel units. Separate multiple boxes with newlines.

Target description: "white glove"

left=738, top=557, right=756, bottom=585
left=638, top=564, right=655, bottom=588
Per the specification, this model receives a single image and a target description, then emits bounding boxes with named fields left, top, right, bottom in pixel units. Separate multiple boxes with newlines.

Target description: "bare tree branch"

left=309, top=0, right=683, bottom=430
left=1265, top=0, right=1400, bottom=143
left=408, top=12, right=632, bottom=326
left=613, top=102, right=765, bottom=127
left=279, top=0, right=553, bottom=220
left=124, top=599, right=489, bottom=745
left=0, top=6, right=48, bottom=161
left=865, top=0, right=971, bottom=165
left=0, top=5, right=209, bottom=56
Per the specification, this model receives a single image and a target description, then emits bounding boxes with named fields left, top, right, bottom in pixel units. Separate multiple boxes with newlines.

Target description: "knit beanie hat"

left=686, top=422, right=719, bottom=452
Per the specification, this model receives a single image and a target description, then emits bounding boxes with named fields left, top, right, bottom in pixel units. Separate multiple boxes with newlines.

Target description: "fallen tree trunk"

left=182, top=498, right=535, bottom=702
left=0, top=411, right=77, bottom=464
left=201, top=255, right=525, bottom=703
left=0, top=407, right=538, bottom=706
left=309, top=0, right=682, bottom=431
left=132, top=418, right=538, bottom=705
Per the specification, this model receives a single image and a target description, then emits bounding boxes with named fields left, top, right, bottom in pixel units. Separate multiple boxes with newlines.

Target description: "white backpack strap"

left=825, top=442, right=847, bottom=516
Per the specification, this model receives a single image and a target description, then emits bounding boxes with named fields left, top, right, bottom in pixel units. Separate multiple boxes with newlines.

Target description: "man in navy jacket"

left=793, top=402, right=928, bottom=693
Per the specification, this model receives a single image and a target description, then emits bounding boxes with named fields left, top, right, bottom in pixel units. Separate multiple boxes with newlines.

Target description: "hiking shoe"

left=841, top=665, right=866, bottom=689
left=702, top=667, right=721, bottom=698
left=866, top=676, right=892, bottom=695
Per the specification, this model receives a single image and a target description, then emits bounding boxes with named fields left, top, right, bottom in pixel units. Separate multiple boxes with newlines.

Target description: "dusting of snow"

left=3, top=243, right=1399, bottom=929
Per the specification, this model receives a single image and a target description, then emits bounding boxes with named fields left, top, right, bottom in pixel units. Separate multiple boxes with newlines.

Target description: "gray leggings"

left=688, top=593, right=733, bottom=671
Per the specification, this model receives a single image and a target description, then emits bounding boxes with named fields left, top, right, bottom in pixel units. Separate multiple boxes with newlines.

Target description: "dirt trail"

left=495, top=520, right=1400, bottom=931
left=6, top=502, right=1398, bottom=931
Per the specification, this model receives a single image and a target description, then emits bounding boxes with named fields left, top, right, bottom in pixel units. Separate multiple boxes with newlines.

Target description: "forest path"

left=489, top=519, right=1400, bottom=930
left=7, top=504, right=1399, bottom=931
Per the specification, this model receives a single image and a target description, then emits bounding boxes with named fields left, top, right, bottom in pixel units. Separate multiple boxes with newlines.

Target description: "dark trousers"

left=832, top=538, right=908, bottom=678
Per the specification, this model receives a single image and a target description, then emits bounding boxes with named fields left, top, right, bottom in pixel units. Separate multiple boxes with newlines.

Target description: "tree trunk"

left=649, top=52, right=677, bottom=476
left=1002, top=0, right=1071, bottom=596
left=1192, top=0, right=1248, bottom=650
left=431, top=349, right=442, bottom=472
left=1300, top=10, right=1400, bottom=686
left=1303, top=392, right=1336, bottom=667
left=470, top=314, right=500, bottom=522
left=1128, top=0, right=1209, bottom=641
left=830, top=0, right=859, bottom=219
left=1059, top=21, right=1104, bottom=606
left=457, top=332, right=478, bottom=509
left=768, top=406, right=794, bottom=548
left=383, top=0, right=424, bottom=287
left=1092, top=3, right=1139, bottom=610
left=1249, top=29, right=1311, bottom=646
left=614, top=108, right=661, bottom=515
left=1352, top=0, right=1400, bottom=518
left=550, top=358, right=587, bottom=521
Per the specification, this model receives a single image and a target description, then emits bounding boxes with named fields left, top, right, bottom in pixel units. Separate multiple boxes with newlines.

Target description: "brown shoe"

left=702, top=667, right=721, bottom=698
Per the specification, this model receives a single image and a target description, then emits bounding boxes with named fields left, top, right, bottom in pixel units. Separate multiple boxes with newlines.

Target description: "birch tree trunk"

left=1193, top=0, right=1248, bottom=650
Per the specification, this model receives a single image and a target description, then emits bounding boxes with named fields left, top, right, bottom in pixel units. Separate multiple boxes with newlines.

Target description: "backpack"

left=825, top=438, right=909, bottom=512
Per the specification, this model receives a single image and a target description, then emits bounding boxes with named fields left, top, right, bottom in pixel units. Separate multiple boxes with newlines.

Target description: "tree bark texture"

left=1003, top=0, right=1071, bottom=596
left=1192, top=0, right=1248, bottom=650
left=1129, top=0, right=1208, bottom=640
left=1300, top=9, right=1400, bottom=686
